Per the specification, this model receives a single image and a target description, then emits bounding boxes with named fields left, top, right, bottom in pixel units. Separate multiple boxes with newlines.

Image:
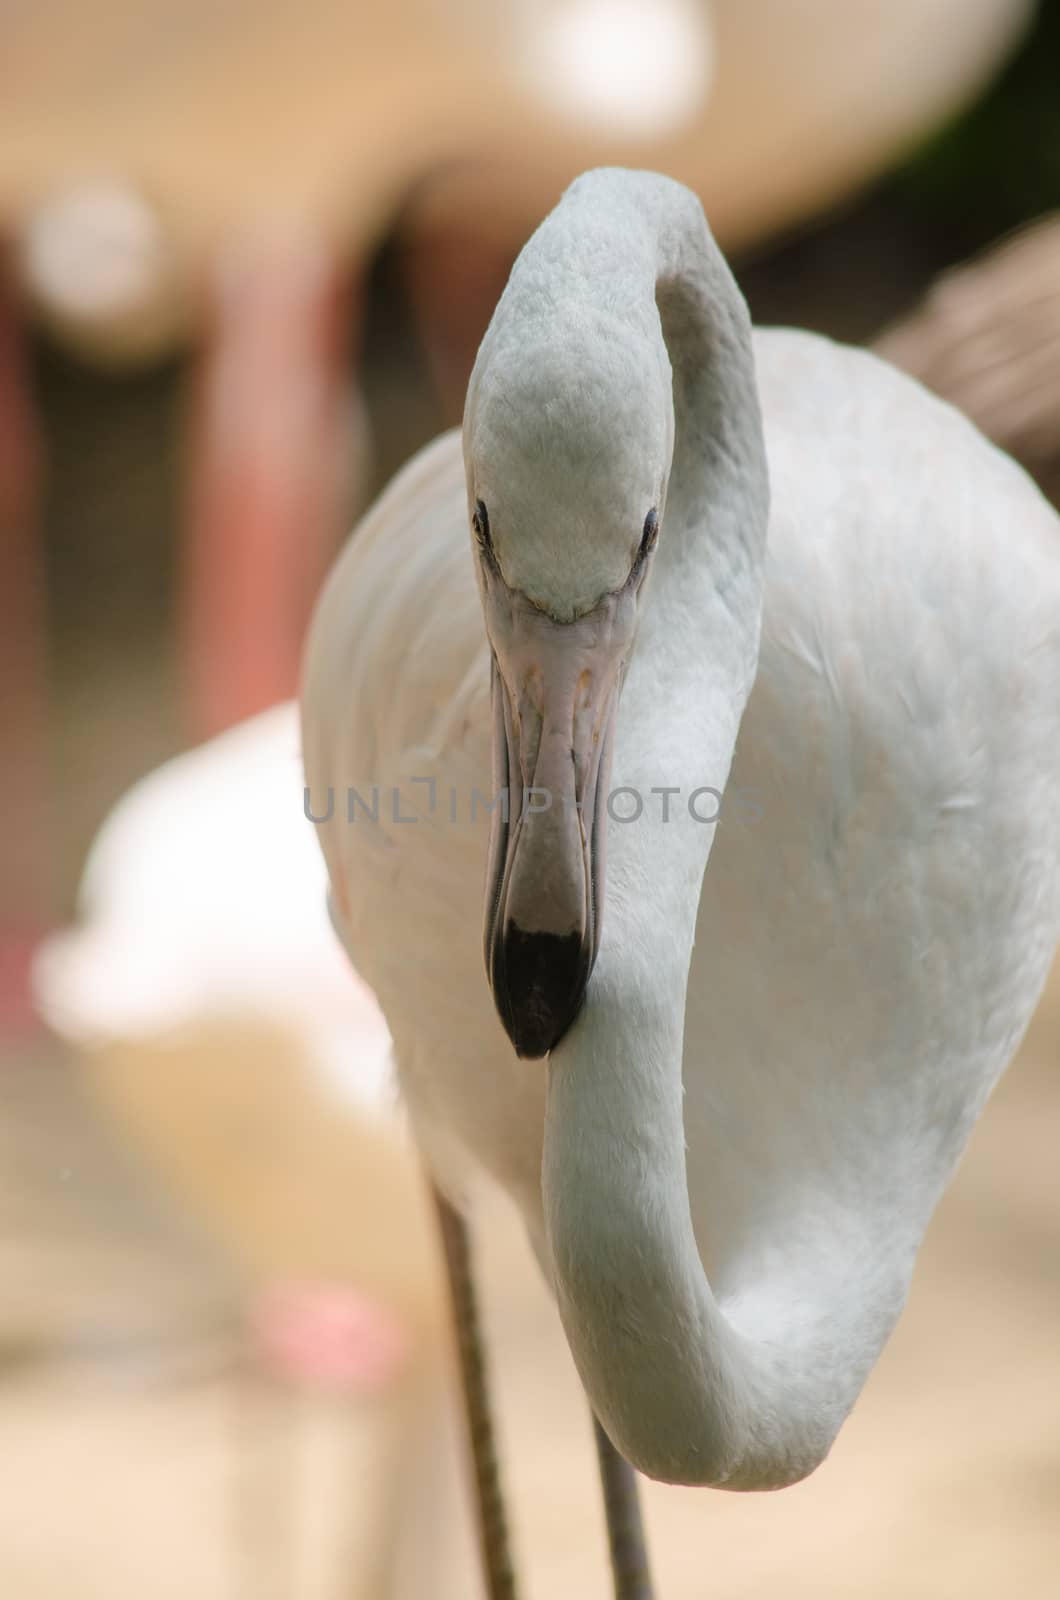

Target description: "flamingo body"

left=302, top=173, right=1060, bottom=1489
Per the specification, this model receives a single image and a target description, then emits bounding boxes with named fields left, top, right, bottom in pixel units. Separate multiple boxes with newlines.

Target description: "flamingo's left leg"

left=431, top=1184, right=520, bottom=1600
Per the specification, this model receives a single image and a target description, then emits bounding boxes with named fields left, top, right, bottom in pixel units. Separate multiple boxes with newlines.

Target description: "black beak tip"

left=491, top=924, right=592, bottom=1060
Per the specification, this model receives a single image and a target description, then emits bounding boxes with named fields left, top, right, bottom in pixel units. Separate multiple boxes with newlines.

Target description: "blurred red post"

left=0, top=245, right=50, bottom=1038
left=182, top=231, right=357, bottom=738
left=401, top=217, right=514, bottom=426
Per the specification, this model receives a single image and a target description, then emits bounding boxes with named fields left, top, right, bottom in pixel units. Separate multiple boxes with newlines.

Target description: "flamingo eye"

left=473, top=499, right=500, bottom=574
left=633, top=507, right=659, bottom=575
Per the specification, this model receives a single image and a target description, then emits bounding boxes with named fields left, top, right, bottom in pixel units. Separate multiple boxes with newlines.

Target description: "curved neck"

left=540, top=174, right=839, bottom=1489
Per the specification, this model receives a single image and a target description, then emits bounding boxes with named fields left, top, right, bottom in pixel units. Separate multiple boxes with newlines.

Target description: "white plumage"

left=302, top=170, right=1059, bottom=1493
left=33, top=703, right=392, bottom=1111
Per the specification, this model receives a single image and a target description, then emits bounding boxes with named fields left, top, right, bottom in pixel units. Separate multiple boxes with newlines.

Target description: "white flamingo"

left=301, top=169, right=1060, bottom=1597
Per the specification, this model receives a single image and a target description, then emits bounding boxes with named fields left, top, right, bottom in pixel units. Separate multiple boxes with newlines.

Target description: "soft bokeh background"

left=2, top=3, right=1058, bottom=1596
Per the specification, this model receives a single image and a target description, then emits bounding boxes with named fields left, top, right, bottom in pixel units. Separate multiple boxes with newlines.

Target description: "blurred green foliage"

left=894, top=0, right=1060, bottom=247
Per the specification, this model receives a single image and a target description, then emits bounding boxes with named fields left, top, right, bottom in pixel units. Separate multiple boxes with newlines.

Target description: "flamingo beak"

left=482, top=584, right=634, bottom=1058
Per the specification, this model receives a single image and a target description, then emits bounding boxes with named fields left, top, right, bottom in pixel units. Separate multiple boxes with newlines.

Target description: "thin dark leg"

left=431, top=1186, right=520, bottom=1600
left=593, top=1414, right=656, bottom=1600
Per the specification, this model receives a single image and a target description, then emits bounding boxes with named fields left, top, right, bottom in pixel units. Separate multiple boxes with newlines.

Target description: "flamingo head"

left=464, top=300, right=673, bottom=1057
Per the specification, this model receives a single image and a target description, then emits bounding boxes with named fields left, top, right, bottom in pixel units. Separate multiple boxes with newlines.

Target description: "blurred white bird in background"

left=34, top=703, right=389, bottom=1102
